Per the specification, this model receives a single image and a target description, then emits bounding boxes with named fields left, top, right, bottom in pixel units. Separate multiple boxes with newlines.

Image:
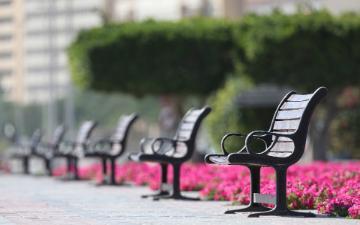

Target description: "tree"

left=68, top=18, right=236, bottom=135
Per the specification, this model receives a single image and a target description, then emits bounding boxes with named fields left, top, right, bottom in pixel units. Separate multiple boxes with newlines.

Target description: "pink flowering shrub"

left=52, top=163, right=99, bottom=179
left=52, top=161, right=360, bottom=219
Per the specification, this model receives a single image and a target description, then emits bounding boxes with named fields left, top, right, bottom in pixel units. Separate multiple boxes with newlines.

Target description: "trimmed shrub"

left=236, top=11, right=360, bottom=90
left=68, top=19, right=236, bottom=96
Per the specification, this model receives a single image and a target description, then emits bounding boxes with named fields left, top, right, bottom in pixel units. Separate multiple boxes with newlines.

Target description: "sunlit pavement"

left=0, top=174, right=357, bottom=225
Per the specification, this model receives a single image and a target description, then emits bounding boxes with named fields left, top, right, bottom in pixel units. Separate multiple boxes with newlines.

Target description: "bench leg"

left=142, top=163, right=169, bottom=198
left=98, top=158, right=108, bottom=184
left=44, top=159, right=52, bottom=176
left=248, top=167, right=315, bottom=218
left=110, top=158, right=116, bottom=185
left=154, top=163, right=199, bottom=201
left=225, top=166, right=270, bottom=214
left=22, top=157, right=30, bottom=174
left=102, top=158, right=107, bottom=175
left=66, top=157, right=72, bottom=177
left=73, top=158, right=79, bottom=180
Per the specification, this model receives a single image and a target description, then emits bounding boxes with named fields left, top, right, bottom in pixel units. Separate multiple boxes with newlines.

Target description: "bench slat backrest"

left=173, top=106, right=211, bottom=159
left=110, top=113, right=138, bottom=156
left=267, top=87, right=327, bottom=159
left=50, top=125, right=66, bottom=147
left=76, top=121, right=97, bottom=145
left=30, top=129, right=42, bottom=152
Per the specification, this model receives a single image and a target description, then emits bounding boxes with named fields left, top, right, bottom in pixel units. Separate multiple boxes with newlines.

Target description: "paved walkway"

left=0, top=174, right=357, bottom=225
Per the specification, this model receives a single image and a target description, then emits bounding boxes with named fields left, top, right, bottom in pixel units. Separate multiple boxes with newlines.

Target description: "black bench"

left=85, top=113, right=138, bottom=185
left=205, top=87, right=327, bottom=217
left=33, top=125, right=66, bottom=176
left=54, top=121, right=97, bottom=180
left=129, top=106, right=211, bottom=200
left=10, top=129, right=42, bottom=174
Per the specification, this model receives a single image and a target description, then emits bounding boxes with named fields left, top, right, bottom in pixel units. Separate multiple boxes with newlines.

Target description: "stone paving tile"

left=0, top=174, right=358, bottom=225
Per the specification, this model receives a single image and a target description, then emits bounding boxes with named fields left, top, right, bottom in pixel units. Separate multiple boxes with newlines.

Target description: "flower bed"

left=53, top=161, right=360, bottom=219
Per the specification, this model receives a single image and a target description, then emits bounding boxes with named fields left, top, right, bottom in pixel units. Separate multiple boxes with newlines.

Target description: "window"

left=0, top=51, right=12, bottom=58
left=0, top=16, right=12, bottom=24
left=0, top=0, right=11, bottom=6
left=0, top=69, right=12, bottom=76
left=0, top=34, right=12, bottom=41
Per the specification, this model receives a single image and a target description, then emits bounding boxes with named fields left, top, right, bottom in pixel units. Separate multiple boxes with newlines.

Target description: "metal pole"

left=64, top=0, right=76, bottom=136
left=47, top=0, right=58, bottom=136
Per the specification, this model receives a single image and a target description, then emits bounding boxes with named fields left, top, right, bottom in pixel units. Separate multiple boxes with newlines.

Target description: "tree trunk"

left=311, top=94, right=338, bottom=161
left=158, top=95, right=183, bottom=138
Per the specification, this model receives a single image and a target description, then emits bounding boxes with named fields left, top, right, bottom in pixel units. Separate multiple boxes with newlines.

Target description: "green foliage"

left=236, top=11, right=360, bottom=91
left=206, top=77, right=274, bottom=153
left=68, top=19, right=236, bottom=96
left=73, top=90, right=160, bottom=126
left=330, top=105, right=360, bottom=158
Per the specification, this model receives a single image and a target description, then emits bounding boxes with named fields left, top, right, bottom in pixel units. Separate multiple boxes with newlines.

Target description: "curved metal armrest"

left=151, top=137, right=177, bottom=156
left=221, top=133, right=246, bottom=155
left=92, top=139, right=113, bottom=152
left=58, top=140, right=76, bottom=153
left=140, top=137, right=155, bottom=153
left=245, top=130, right=293, bottom=155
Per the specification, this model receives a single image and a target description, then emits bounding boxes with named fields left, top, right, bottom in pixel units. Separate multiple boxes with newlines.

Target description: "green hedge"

left=236, top=11, right=360, bottom=90
left=68, top=19, right=236, bottom=96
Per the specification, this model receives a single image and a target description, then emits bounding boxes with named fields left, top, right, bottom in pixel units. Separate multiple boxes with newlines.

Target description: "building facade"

left=0, top=0, right=102, bottom=104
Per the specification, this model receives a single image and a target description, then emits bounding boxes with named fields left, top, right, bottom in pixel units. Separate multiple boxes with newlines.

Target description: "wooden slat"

left=179, top=123, right=195, bottom=130
left=189, top=110, right=203, bottom=116
left=270, top=142, right=294, bottom=152
left=271, top=136, right=293, bottom=144
left=287, top=94, right=313, bottom=102
left=273, top=120, right=300, bottom=130
left=267, top=151, right=293, bottom=157
left=112, top=116, right=134, bottom=141
left=76, top=122, right=95, bottom=143
left=276, top=109, right=304, bottom=120
left=183, top=114, right=199, bottom=123
left=281, top=101, right=308, bottom=110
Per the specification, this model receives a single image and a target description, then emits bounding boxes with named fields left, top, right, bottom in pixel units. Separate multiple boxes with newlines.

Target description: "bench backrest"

left=109, top=113, right=138, bottom=156
left=30, top=129, right=42, bottom=152
left=173, top=106, right=211, bottom=159
left=76, top=121, right=97, bottom=145
left=50, top=125, right=66, bottom=147
left=267, top=87, right=327, bottom=160
left=3, top=122, right=17, bottom=144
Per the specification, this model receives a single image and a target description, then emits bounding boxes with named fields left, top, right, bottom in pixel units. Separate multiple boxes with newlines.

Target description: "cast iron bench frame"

left=10, top=129, right=42, bottom=174
left=129, top=106, right=211, bottom=200
left=33, top=125, right=66, bottom=176
left=205, top=87, right=327, bottom=217
left=54, top=121, right=97, bottom=180
left=85, top=113, right=138, bottom=185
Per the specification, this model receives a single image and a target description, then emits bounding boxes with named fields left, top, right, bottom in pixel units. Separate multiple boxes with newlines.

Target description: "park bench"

left=129, top=106, right=211, bottom=200
left=54, top=121, right=97, bottom=180
left=10, top=129, right=42, bottom=174
left=33, top=125, right=66, bottom=176
left=85, top=113, right=138, bottom=185
left=205, top=87, right=327, bottom=217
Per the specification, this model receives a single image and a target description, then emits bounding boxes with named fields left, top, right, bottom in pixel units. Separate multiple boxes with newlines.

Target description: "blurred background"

left=0, top=0, right=359, bottom=172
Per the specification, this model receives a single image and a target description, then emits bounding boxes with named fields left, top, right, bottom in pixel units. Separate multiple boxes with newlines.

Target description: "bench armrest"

left=151, top=137, right=177, bottom=156
left=92, top=139, right=113, bottom=152
left=221, top=133, right=246, bottom=155
left=58, top=140, right=76, bottom=153
left=140, top=137, right=183, bottom=156
left=140, top=137, right=155, bottom=153
left=245, top=130, right=293, bottom=155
